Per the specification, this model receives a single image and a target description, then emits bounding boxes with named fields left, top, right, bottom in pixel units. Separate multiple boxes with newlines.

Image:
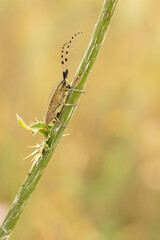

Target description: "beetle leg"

left=63, top=102, right=78, bottom=107
left=69, top=88, right=86, bottom=93
left=67, top=85, right=86, bottom=93
left=55, top=113, right=67, bottom=128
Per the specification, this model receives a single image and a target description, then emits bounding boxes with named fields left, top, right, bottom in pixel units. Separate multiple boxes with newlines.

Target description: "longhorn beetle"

left=44, top=32, right=84, bottom=129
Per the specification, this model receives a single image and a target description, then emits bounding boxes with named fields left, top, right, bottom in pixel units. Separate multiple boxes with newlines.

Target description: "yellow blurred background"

left=0, top=0, right=160, bottom=239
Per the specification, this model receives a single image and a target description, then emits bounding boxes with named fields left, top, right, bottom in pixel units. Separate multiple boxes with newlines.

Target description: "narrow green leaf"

left=16, top=114, right=31, bottom=131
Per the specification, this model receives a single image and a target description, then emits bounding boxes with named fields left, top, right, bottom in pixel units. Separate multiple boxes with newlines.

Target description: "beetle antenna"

left=61, top=32, right=83, bottom=81
left=61, top=42, right=68, bottom=80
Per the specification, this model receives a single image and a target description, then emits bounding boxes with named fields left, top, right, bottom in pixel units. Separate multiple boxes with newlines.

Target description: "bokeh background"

left=0, top=0, right=160, bottom=239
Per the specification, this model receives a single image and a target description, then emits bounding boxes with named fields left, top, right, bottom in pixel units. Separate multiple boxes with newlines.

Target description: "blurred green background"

left=0, top=0, right=160, bottom=239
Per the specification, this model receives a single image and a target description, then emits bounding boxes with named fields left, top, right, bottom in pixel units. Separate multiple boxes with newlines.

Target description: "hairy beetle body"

left=44, top=32, right=84, bottom=129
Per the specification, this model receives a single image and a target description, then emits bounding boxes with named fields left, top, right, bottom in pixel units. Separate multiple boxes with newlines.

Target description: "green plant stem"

left=0, top=0, right=118, bottom=239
